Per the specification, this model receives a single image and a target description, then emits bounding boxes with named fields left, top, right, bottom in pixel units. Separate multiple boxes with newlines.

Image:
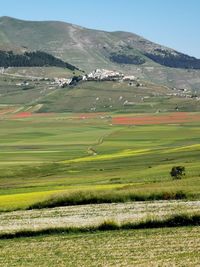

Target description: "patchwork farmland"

left=0, top=111, right=200, bottom=266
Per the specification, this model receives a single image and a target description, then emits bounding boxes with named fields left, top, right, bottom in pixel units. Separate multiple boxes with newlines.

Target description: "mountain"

left=0, top=16, right=200, bottom=90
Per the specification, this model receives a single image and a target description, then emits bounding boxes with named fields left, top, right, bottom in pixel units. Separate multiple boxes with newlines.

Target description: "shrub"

left=170, top=166, right=185, bottom=179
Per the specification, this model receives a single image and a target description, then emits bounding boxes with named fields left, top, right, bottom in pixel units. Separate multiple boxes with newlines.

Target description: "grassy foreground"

left=0, top=226, right=199, bottom=267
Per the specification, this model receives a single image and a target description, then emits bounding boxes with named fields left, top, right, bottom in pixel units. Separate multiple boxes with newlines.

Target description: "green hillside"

left=0, top=73, right=199, bottom=113
left=1, top=16, right=200, bottom=90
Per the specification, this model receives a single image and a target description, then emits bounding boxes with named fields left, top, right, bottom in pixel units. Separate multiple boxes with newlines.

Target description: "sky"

left=0, top=0, right=199, bottom=57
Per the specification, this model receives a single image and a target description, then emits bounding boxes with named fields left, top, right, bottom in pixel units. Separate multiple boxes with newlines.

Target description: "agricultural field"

left=0, top=108, right=200, bottom=266
left=0, top=111, right=200, bottom=211
left=0, top=227, right=199, bottom=267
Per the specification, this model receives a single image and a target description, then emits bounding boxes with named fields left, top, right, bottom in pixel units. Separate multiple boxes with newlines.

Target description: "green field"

left=0, top=102, right=200, bottom=267
left=0, top=112, right=200, bottom=211
left=0, top=227, right=199, bottom=266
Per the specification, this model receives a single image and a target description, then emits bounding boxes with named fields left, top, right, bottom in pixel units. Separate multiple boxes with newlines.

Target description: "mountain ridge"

left=1, top=16, right=200, bottom=90
left=0, top=16, right=199, bottom=67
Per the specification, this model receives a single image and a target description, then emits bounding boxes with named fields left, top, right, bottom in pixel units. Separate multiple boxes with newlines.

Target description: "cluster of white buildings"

left=166, top=87, right=200, bottom=100
left=83, top=69, right=137, bottom=82
left=53, top=77, right=72, bottom=87
left=51, top=69, right=138, bottom=87
left=85, top=69, right=124, bottom=81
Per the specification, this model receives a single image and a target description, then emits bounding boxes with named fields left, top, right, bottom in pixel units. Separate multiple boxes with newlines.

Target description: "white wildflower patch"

left=0, top=200, right=199, bottom=234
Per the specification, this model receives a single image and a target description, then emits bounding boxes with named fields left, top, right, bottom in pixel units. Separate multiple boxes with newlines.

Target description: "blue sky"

left=0, top=0, right=199, bottom=57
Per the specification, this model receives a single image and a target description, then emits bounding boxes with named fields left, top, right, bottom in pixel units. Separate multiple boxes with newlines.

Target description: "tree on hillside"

left=170, top=166, right=185, bottom=179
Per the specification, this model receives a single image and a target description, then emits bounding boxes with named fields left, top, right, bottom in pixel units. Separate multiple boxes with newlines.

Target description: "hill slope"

left=0, top=16, right=200, bottom=90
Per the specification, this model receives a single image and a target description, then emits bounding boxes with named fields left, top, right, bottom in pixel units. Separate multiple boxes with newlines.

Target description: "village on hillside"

left=1, top=66, right=199, bottom=102
left=47, top=68, right=200, bottom=101
left=52, top=69, right=138, bottom=87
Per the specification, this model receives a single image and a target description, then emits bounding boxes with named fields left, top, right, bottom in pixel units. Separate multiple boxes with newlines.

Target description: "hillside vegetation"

left=1, top=16, right=200, bottom=89
left=0, top=50, right=78, bottom=70
left=0, top=73, right=199, bottom=114
left=145, top=49, right=200, bottom=69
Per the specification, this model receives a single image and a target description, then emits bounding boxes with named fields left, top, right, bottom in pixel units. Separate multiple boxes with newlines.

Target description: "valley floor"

left=0, top=111, right=199, bottom=266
